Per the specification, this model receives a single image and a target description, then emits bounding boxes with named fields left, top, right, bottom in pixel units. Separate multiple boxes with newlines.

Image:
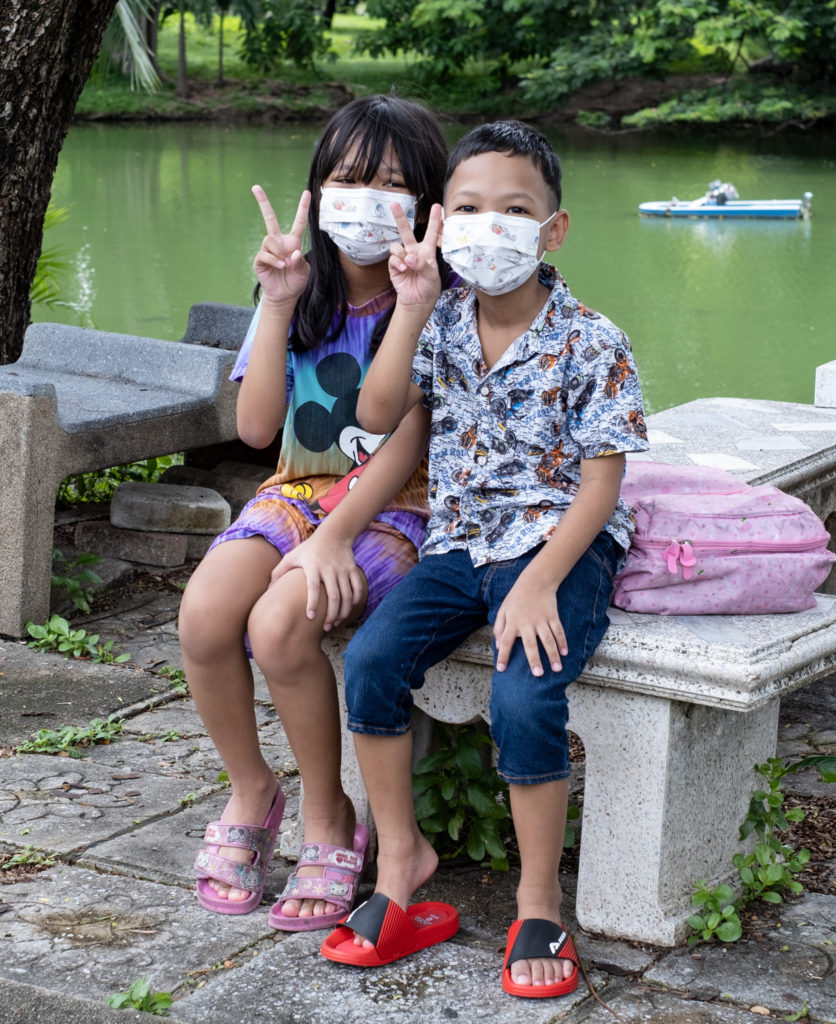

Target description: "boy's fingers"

left=391, top=201, right=417, bottom=249
left=252, top=184, right=281, bottom=236
left=520, top=631, right=545, bottom=677
left=423, top=203, right=443, bottom=254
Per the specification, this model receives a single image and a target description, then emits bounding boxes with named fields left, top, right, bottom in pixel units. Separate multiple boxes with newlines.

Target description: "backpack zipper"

left=651, top=536, right=828, bottom=581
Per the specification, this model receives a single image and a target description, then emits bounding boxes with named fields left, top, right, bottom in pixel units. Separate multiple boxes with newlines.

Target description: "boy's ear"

left=545, top=209, right=570, bottom=252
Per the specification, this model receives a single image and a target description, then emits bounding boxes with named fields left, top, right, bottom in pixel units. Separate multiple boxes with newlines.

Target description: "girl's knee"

left=247, top=589, right=317, bottom=670
left=179, top=579, right=243, bottom=661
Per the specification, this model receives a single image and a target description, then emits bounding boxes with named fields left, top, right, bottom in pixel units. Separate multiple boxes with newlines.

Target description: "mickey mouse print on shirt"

left=287, top=351, right=386, bottom=514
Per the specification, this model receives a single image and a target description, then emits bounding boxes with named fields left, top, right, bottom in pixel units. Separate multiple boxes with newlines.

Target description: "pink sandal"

left=194, top=784, right=285, bottom=915
left=269, top=822, right=370, bottom=931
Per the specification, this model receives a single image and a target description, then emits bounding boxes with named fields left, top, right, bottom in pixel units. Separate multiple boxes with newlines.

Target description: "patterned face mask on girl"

left=440, top=210, right=556, bottom=296
left=319, top=186, right=417, bottom=266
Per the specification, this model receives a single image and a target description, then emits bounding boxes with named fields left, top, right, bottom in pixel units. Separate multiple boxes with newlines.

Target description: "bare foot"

left=354, top=827, right=438, bottom=948
left=278, top=796, right=357, bottom=921
left=207, top=777, right=279, bottom=903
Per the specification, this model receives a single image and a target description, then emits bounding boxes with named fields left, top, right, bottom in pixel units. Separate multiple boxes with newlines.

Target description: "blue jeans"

left=344, top=532, right=618, bottom=784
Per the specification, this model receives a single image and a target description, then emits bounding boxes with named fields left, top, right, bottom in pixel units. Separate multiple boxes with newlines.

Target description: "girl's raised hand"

left=388, top=201, right=442, bottom=310
left=252, top=185, right=311, bottom=308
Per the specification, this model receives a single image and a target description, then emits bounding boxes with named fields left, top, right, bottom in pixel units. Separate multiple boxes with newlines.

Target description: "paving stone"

left=0, top=865, right=276, bottom=999
left=159, top=464, right=260, bottom=518
left=643, top=892, right=836, bottom=1022
left=0, top=752, right=216, bottom=855
left=565, top=984, right=780, bottom=1022
left=0, top=977, right=188, bottom=1024
left=75, top=520, right=188, bottom=567
left=111, top=482, right=230, bottom=535
left=169, top=929, right=602, bottom=1024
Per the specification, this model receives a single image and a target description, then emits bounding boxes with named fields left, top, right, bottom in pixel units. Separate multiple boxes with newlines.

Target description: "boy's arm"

left=494, top=453, right=625, bottom=677
left=271, top=403, right=431, bottom=629
left=357, top=203, right=443, bottom=435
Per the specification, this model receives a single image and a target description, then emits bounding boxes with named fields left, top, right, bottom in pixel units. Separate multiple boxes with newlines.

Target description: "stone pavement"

left=0, top=554, right=834, bottom=1024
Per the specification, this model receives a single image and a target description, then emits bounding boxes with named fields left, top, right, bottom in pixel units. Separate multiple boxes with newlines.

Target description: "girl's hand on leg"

left=270, top=533, right=366, bottom=631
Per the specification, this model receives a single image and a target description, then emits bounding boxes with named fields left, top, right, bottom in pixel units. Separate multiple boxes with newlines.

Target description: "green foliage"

left=688, top=754, right=835, bottom=945
left=240, top=0, right=332, bottom=72
left=25, top=615, right=130, bottom=664
left=31, top=205, right=71, bottom=309
left=157, top=664, right=189, bottom=695
left=358, top=0, right=556, bottom=86
left=57, top=453, right=183, bottom=507
left=51, top=549, right=103, bottom=615
left=688, top=881, right=742, bottom=944
left=107, top=976, right=173, bottom=1016
left=0, top=846, right=57, bottom=871
left=413, top=723, right=513, bottom=870
left=623, top=78, right=835, bottom=128
left=15, top=715, right=124, bottom=758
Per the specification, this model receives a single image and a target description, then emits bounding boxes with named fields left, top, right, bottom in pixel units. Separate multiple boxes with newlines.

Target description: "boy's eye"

left=507, top=206, right=529, bottom=215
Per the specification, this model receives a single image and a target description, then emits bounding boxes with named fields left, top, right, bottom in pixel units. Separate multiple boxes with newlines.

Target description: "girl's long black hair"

left=288, top=94, right=448, bottom=353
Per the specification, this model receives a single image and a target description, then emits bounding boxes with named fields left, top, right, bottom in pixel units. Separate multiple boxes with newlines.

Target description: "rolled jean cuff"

left=497, top=765, right=572, bottom=785
left=346, top=717, right=412, bottom=737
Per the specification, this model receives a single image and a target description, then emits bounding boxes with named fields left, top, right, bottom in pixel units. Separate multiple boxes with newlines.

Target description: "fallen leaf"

left=750, top=1007, right=770, bottom=1016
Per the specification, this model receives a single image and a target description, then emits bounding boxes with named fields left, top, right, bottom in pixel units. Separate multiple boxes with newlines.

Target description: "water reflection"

left=42, top=121, right=835, bottom=413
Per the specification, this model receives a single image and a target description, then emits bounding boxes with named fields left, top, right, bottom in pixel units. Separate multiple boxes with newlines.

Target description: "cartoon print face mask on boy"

left=320, top=187, right=417, bottom=266
left=441, top=211, right=556, bottom=295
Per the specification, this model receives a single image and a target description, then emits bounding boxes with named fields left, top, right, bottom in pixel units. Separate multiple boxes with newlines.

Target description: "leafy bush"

left=51, top=549, right=102, bottom=614
left=240, top=0, right=332, bottom=72
left=57, top=453, right=183, bottom=506
left=15, top=715, right=124, bottom=758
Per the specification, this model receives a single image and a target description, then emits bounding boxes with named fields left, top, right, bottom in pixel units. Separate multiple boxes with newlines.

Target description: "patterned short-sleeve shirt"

left=411, top=263, right=649, bottom=565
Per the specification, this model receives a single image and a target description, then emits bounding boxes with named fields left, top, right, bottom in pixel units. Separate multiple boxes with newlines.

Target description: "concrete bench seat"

left=0, top=303, right=252, bottom=637
left=324, top=594, right=836, bottom=947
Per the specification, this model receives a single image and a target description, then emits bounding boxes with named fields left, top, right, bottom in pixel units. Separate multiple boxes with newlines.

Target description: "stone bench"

left=0, top=302, right=252, bottom=637
left=323, top=594, right=836, bottom=947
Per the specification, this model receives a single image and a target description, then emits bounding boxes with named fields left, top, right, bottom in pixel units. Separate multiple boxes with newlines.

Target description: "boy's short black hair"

left=445, top=120, right=562, bottom=210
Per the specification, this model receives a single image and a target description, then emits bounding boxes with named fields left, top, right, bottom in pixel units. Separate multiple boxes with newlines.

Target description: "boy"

left=320, top=121, right=649, bottom=997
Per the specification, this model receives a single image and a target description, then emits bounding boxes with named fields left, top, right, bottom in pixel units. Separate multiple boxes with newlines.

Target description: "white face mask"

left=319, top=186, right=416, bottom=266
left=441, top=210, right=556, bottom=295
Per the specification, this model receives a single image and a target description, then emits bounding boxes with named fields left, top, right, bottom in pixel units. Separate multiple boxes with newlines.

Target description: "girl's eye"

left=382, top=179, right=408, bottom=190
left=456, top=205, right=477, bottom=214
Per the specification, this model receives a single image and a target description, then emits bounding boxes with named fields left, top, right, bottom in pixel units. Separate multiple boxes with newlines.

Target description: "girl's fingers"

left=252, top=184, right=281, bottom=236
left=289, top=190, right=311, bottom=242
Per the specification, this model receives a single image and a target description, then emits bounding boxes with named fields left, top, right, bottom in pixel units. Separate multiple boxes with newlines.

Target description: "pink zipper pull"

left=664, top=541, right=680, bottom=574
left=679, top=541, right=696, bottom=581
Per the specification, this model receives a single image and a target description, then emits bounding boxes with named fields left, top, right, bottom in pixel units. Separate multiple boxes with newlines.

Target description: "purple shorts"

left=209, top=485, right=425, bottom=621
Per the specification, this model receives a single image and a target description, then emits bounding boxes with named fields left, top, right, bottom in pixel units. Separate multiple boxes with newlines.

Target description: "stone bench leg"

left=567, top=684, right=779, bottom=945
left=0, top=392, right=61, bottom=636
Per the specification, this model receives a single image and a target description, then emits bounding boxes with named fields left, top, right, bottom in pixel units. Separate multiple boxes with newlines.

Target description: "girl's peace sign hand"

left=252, top=185, right=311, bottom=309
left=388, top=201, right=442, bottom=311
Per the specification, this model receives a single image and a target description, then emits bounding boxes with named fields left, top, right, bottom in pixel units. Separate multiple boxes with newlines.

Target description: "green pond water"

left=42, top=121, right=836, bottom=415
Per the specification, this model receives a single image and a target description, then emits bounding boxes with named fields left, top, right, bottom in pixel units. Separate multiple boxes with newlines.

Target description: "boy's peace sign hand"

left=388, top=201, right=442, bottom=311
left=252, top=185, right=311, bottom=309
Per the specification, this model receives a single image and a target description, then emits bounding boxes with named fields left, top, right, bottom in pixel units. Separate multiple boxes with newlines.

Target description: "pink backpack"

left=612, top=462, right=835, bottom=615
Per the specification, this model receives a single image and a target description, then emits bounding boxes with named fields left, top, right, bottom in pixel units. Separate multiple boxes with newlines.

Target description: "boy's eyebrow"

left=448, top=187, right=539, bottom=204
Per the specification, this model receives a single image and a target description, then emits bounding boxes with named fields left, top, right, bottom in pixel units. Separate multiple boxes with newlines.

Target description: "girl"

left=178, top=95, right=448, bottom=931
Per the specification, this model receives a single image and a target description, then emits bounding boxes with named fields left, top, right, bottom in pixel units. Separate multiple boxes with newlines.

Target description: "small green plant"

left=15, top=715, right=124, bottom=758
left=25, top=614, right=129, bottom=663
left=688, top=881, right=742, bottom=944
left=0, top=845, right=56, bottom=871
left=106, top=976, right=172, bottom=1016
left=688, top=754, right=835, bottom=945
left=157, top=665, right=188, bottom=694
left=51, top=549, right=102, bottom=614
left=57, top=453, right=183, bottom=506
left=413, top=723, right=513, bottom=870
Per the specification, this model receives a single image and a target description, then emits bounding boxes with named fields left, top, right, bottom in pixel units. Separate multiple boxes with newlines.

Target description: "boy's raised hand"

left=252, top=185, right=311, bottom=307
left=388, top=201, right=442, bottom=310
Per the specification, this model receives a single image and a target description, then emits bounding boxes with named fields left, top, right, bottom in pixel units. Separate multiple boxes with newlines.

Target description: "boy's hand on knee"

left=494, top=578, right=568, bottom=677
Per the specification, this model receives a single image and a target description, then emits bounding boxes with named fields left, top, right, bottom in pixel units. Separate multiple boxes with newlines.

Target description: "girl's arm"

left=357, top=203, right=443, bottom=435
left=271, top=402, right=431, bottom=629
left=493, top=453, right=625, bottom=676
left=237, top=187, right=311, bottom=448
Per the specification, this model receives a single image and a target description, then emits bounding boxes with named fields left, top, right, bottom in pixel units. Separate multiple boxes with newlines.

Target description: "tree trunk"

left=0, top=0, right=119, bottom=365
left=218, top=15, right=225, bottom=88
left=144, top=1, right=165, bottom=80
left=177, top=4, right=188, bottom=99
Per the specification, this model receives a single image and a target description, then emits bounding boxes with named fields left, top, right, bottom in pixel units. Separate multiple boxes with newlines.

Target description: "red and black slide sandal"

left=502, top=918, right=579, bottom=998
left=321, top=892, right=459, bottom=967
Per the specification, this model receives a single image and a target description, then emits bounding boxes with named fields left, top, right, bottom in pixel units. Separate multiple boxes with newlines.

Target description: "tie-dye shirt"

left=231, top=290, right=428, bottom=547
left=411, top=263, right=649, bottom=565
